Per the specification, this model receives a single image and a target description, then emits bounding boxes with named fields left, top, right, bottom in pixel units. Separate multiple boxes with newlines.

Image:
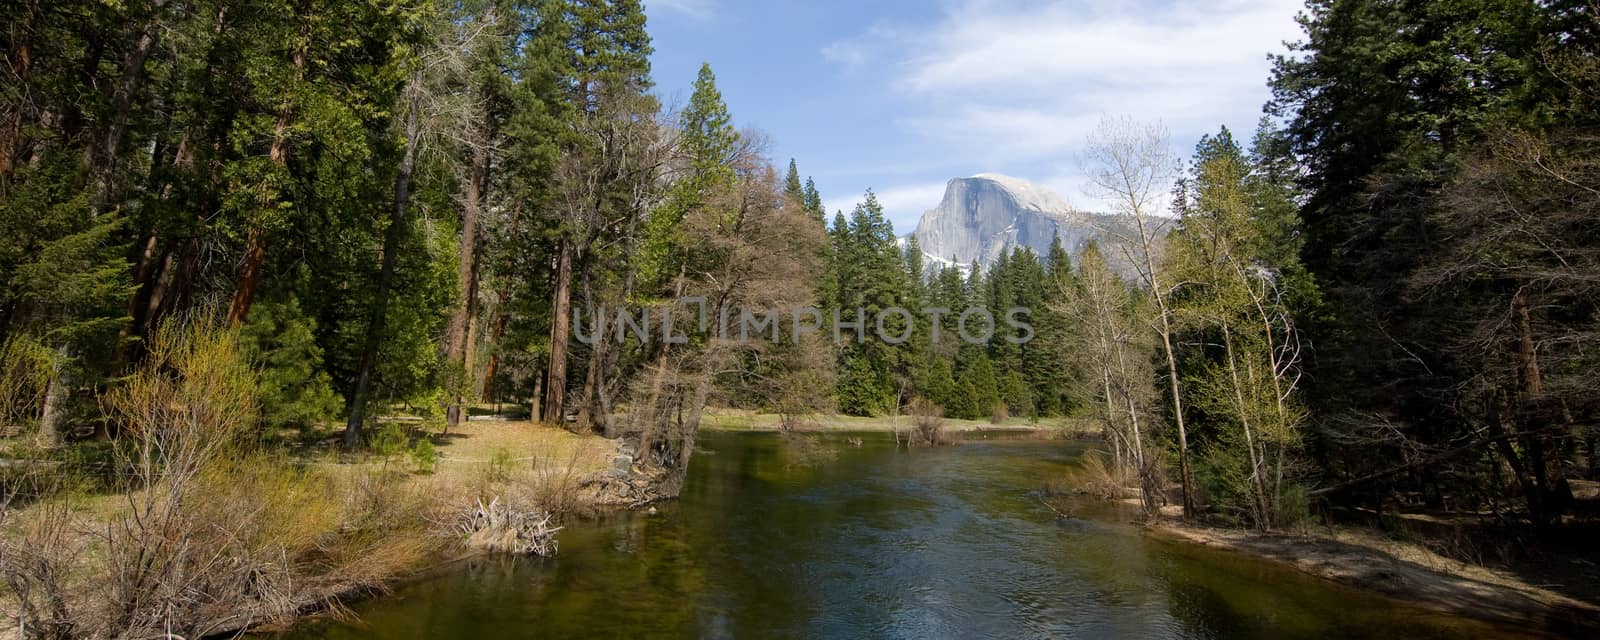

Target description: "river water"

left=270, top=430, right=1541, bottom=639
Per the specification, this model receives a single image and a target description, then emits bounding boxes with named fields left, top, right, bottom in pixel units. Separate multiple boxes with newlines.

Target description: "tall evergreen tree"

left=802, top=177, right=824, bottom=222
left=534, top=0, right=657, bottom=425
left=1268, top=0, right=1571, bottom=520
left=784, top=159, right=805, bottom=205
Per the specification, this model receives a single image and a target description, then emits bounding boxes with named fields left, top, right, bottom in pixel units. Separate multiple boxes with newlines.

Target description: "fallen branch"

left=455, top=497, right=561, bottom=556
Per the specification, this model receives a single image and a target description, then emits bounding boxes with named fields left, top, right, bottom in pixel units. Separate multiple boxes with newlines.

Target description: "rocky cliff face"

left=909, top=174, right=1150, bottom=275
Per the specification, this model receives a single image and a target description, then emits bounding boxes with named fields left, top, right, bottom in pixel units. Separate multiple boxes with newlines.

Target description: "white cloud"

left=823, top=181, right=951, bottom=231
left=898, top=106, right=1103, bottom=162
left=820, top=40, right=869, bottom=67
left=895, top=0, right=1295, bottom=95
left=822, top=0, right=1303, bottom=214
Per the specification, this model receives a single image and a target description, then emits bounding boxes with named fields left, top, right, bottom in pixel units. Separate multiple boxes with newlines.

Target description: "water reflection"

left=270, top=431, right=1544, bottom=639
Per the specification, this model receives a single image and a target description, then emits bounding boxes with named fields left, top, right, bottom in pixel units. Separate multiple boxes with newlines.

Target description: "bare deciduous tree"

left=1084, top=116, right=1191, bottom=517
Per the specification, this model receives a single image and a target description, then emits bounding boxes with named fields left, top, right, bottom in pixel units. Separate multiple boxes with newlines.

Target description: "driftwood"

left=455, top=497, right=561, bottom=556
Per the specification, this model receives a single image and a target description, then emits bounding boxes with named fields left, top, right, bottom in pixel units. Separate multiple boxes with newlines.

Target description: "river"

left=267, top=430, right=1540, bottom=639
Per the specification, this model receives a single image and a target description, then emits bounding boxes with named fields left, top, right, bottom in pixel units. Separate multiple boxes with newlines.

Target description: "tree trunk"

left=481, top=293, right=510, bottom=403
left=529, top=369, right=542, bottom=425
left=344, top=92, right=420, bottom=449
left=152, top=237, right=196, bottom=322
left=1103, top=370, right=1123, bottom=474
left=681, top=362, right=713, bottom=470
left=576, top=273, right=601, bottom=430
left=446, top=139, right=488, bottom=427
left=1110, top=318, right=1153, bottom=514
left=114, top=234, right=163, bottom=365
left=1132, top=211, right=1196, bottom=518
left=590, top=198, right=646, bottom=437
left=1222, top=325, right=1268, bottom=529
left=1487, top=395, right=1544, bottom=522
left=1514, top=293, right=1572, bottom=520
left=543, top=237, right=574, bottom=423
left=89, top=0, right=166, bottom=213
left=637, top=265, right=687, bottom=459
left=227, top=227, right=268, bottom=325
left=0, top=2, right=36, bottom=178
left=463, top=253, right=482, bottom=389
left=36, top=346, right=69, bottom=448
left=1588, top=434, right=1597, bottom=480
left=227, top=7, right=307, bottom=326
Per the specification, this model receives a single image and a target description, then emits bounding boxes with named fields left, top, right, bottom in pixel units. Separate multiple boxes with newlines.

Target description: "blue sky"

left=644, top=0, right=1306, bottom=233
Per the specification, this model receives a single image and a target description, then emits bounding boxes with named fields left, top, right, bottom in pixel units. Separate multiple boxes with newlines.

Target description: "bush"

left=0, top=335, right=55, bottom=444
left=0, top=320, right=449, bottom=638
left=371, top=422, right=410, bottom=461
left=907, top=397, right=954, bottom=446
left=989, top=401, right=1009, bottom=425
left=240, top=298, right=343, bottom=431
left=489, top=447, right=515, bottom=482
left=1196, top=444, right=1254, bottom=527
left=998, top=370, right=1032, bottom=419
left=1274, top=483, right=1312, bottom=532
left=1063, top=449, right=1123, bottom=500
left=412, top=439, right=437, bottom=474
left=90, top=320, right=299, bottom=636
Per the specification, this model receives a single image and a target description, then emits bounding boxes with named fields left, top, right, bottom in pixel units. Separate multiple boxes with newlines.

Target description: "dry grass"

left=1053, top=450, right=1127, bottom=500
left=421, top=421, right=615, bottom=516
left=0, top=420, right=618, bottom=639
left=0, top=399, right=613, bottom=640
left=906, top=398, right=956, bottom=447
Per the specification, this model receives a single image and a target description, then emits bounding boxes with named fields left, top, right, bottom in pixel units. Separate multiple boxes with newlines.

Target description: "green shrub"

left=371, top=422, right=409, bottom=460
left=411, top=439, right=437, bottom=474
left=240, top=298, right=343, bottom=430
left=1275, top=483, right=1312, bottom=531
left=488, top=447, right=515, bottom=482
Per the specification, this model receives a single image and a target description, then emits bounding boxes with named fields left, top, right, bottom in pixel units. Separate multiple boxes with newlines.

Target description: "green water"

left=271, top=431, right=1545, bottom=639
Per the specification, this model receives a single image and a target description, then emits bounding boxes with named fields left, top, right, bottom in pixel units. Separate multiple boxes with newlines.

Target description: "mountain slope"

left=909, top=174, right=1153, bottom=275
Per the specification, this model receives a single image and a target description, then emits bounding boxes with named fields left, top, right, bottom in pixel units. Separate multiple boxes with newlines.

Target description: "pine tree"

left=829, top=191, right=906, bottom=415
left=984, top=250, right=1021, bottom=388
left=802, top=177, right=824, bottom=222
left=1006, top=247, right=1048, bottom=418
left=1268, top=0, right=1563, bottom=521
left=1033, top=235, right=1076, bottom=416
left=679, top=63, right=738, bottom=181
left=640, top=62, right=737, bottom=286
left=784, top=159, right=805, bottom=204
left=958, top=349, right=1000, bottom=420
left=533, top=0, right=658, bottom=426
left=242, top=296, right=343, bottom=429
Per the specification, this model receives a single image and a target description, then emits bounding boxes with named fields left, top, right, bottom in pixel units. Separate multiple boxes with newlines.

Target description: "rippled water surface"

left=271, top=431, right=1539, bottom=639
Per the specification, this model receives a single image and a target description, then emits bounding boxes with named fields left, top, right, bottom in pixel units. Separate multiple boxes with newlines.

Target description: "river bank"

left=0, top=420, right=623, bottom=639
left=699, top=408, right=1094, bottom=435
left=1136, top=504, right=1600, bottom=633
